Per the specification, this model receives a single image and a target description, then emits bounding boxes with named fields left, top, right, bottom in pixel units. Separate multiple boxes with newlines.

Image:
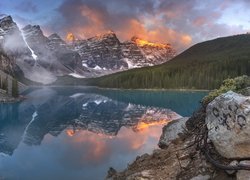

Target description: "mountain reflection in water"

left=0, top=87, right=206, bottom=180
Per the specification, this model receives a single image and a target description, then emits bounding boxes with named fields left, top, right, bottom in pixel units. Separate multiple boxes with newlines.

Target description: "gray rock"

left=190, top=174, right=210, bottom=180
left=236, top=161, right=250, bottom=180
left=206, top=91, right=250, bottom=158
left=158, top=117, right=188, bottom=149
left=226, top=160, right=239, bottom=175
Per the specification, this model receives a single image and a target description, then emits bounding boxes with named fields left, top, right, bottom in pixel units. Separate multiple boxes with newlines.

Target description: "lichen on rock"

left=206, top=91, right=250, bottom=158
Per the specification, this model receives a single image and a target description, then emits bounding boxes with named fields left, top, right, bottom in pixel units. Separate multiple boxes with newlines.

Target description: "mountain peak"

left=48, top=33, right=66, bottom=47
left=0, top=15, right=16, bottom=29
left=48, top=33, right=62, bottom=40
left=22, top=25, right=41, bottom=32
left=131, top=36, right=171, bottom=49
left=0, top=15, right=13, bottom=22
left=22, top=24, right=46, bottom=41
left=91, top=30, right=117, bottom=40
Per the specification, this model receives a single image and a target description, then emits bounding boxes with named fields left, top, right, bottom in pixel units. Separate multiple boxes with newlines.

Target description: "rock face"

left=158, top=117, right=188, bottom=149
left=71, top=33, right=176, bottom=73
left=206, top=91, right=250, bottom=158
left=72, top=31, right=126, bottom=70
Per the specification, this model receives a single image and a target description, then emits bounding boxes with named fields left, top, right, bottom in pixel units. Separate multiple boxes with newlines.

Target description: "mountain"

left=86, top=34, right=250, bottom=90
left=0, top=16, right=56, bottom=84
left=0, top=15, right=176, bottom=84
left=71, top=31, right=176, bottom=72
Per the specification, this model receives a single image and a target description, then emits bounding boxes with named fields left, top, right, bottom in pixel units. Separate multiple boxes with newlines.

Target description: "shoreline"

left=0, top=95, right=25, bottom=103
left=42, top=85, right=211, bottom=92
left=94, top=86, right=210, bottom=92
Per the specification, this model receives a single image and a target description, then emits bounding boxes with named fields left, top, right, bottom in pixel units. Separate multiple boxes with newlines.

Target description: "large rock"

left=158, top=117, right=188, bottom=149
left=206, top=91, right=250, bottom=158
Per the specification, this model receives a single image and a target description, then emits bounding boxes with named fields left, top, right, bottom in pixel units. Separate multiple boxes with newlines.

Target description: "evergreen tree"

left=12, top=79, right=19, bottom=98
left=2, top=76, right=8, bottom=92
left=0, top=75, right=2, bottom=89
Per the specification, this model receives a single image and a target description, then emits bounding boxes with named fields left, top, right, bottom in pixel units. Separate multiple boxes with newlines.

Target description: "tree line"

left=0, top=74, right=19, bottom=98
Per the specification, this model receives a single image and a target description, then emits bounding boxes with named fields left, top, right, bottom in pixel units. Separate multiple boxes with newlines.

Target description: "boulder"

left=206, top=91, right=250, bottom=158
left=158, top=117, right=188, bottom=149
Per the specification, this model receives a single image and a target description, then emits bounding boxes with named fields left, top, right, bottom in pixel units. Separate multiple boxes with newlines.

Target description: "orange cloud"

left=193, top=17, right=207, bottom=26
left=61, top=4, right=192, bottom=52
left=115, top=18, right=192, bottom=51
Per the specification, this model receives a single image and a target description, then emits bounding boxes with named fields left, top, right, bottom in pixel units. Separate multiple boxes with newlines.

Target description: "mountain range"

left=0, top=15, right=176, bottom=84
left=85, top=33, right=250, bottom=90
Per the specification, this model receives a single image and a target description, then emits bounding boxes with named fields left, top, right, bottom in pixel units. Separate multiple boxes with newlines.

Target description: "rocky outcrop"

left=158, top=117, right=188, bottom=149
left=107, top=120, right=225, bottom=180
left=206, top=91, right=250, bottom=159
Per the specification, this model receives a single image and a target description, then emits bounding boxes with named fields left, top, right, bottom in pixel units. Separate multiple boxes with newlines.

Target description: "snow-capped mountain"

left=71, top=31, right=176, bottom=72
left=0, top=15, right=176, bottom=84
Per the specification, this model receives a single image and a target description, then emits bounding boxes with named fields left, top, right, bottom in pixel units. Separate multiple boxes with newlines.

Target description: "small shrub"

left=202, top=75, right=250, bottom=105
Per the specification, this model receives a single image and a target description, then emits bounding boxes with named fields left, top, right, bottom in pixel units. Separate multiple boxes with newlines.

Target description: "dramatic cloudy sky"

left=1, top=0, right=250, bottom=52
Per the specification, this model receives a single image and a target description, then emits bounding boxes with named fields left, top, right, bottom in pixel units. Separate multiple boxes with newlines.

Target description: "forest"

left=87, top=34, right=250, bottom=90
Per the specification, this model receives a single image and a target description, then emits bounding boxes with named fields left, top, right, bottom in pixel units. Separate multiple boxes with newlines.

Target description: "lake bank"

left=0, top=94, right=24, bottom=103
left=45, top=84, right=210, bottom=92
left=95, top=87, right=210, bottom=93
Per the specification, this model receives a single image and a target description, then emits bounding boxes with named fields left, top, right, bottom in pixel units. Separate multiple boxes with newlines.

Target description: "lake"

left=0, top=87, right=207, bottom=180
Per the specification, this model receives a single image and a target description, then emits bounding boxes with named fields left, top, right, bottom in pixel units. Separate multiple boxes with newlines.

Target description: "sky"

left=0, top=0, right=250, bottom=52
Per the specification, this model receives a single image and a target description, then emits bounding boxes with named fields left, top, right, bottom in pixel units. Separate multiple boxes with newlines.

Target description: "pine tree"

left=0, top=75, right=2, bottom=89
left=12, top=79, right=19, bottom=98
left=2, top=76, right=8, bottom=92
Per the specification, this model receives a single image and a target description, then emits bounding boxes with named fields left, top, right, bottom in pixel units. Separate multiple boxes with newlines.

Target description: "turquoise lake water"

left=0, top=87, right=207, bottom=180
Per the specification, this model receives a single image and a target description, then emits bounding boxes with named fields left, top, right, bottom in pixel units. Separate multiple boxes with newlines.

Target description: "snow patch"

left=22, top=111, right=38, bottom=140
left=94, top=100, right=103, bottom=105
left=82, top=103, right=88, bottom=108
left=93, top=65, right=102, bottom=70
left=70, top=93, right=85, bottom=98
left=20, top=30, right=38, bottom=60
left=82, top=63, right=88, bottom=67
left=124, top=58, right=137, bottom=68
left=69, top=73, right=85, bottom=78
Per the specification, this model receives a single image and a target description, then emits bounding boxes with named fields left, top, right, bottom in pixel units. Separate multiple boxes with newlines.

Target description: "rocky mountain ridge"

left=0, top=15, right=176, bottom=84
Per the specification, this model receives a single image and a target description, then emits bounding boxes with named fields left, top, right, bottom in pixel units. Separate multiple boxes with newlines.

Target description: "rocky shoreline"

left=0, top=94, right=24, bottom=103
left=106, top=76, right=250, bottom=180
left=107, top=118, right=228, bottom=180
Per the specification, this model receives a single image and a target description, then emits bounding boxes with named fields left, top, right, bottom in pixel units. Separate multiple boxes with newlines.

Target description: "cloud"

left=39, top=0, right=250, bottom=52
left=15, top=1, right=37, bottom=13
left=47, top=0, right=192, bottom=51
